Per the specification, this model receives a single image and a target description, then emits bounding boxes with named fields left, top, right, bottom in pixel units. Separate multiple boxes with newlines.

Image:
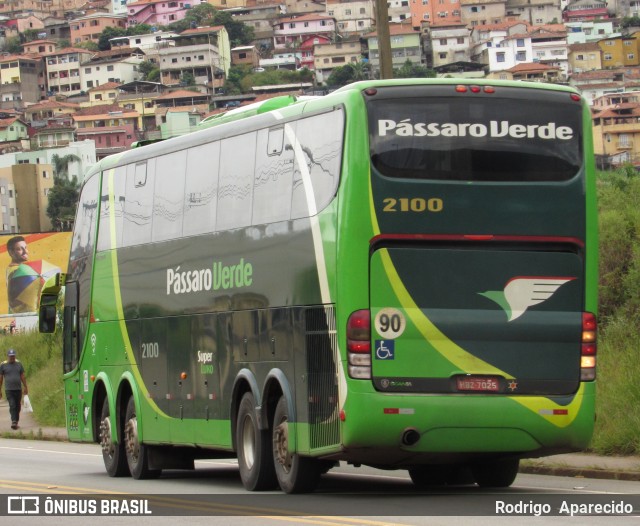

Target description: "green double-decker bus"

left=40, top=79, right=598, bottom=493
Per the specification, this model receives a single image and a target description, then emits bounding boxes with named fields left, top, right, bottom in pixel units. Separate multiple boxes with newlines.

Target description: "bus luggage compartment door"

left=369, top=245, right=584, bottom=396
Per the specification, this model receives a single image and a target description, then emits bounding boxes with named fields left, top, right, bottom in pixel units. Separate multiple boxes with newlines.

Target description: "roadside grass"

left=5, top=167, right=640, bottom=454
left=591, top=167, right=640, bottom=455
left=591, top=318, right=640, bottom=455
left=1, top=329, right=65, bottom=428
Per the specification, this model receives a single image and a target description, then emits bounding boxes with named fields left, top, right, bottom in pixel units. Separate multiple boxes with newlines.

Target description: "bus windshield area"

left=368, top=95, right=583, bottom=182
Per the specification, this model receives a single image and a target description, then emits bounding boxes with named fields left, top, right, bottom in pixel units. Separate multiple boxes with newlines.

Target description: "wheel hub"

left=273, top=420, right=291, bottom=472
left=99, top=417, right=113, bottom=455
left=241, top=415, right=255, bottom=469
left=125, top=416, right=140, bottom=462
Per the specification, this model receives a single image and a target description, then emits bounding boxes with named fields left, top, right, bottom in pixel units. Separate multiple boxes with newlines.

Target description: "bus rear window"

left=368, top=96, right=583, bottom=182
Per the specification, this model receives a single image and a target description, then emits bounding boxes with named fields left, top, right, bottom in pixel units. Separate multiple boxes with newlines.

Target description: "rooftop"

left=42, top=47, right=94, bottom=57
left=507, top=62, right=558, bottom=73
left=24, top=100, right=81, bottom=112
left=88, top=82, right=122, bottom=92
left=364, top=22, right=420, bottom=38
left=275, top=13, right=334, bottom=25
left=178, top=26, right=226, bottom=36
left=73, top=103, right=135, bottom=117
left=154, top=90, right=209, bottom=100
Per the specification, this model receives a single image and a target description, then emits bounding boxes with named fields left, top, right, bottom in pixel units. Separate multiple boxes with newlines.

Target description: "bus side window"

left=267, top=127, right=284, bottom=155
left=71, top=174, right=99, bottom=261
left=70, top=175, right=99, bottom=355
left=291, top=108, right=344, bottom=219
left=184, top=142, right=220, bottom=237
left=135, top=161, right=147, bottom=187
left=253, top=125, right=294, bottom=225
left=123, top=161, right=153, bottom=247
left=152, top=150, right=187, bottom=242
left=217, top=132, right=256, bottom=231
left=97, top=166, right=126, bottom=252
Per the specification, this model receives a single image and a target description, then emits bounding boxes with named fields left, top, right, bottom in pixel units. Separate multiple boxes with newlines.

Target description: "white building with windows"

left=327, top=0, right=375, bottom=35
left=314, top=39, right=364, bottom=84
left=565, top=20, right=618, bottom=45
left=470, top=21, right=528, bottom=65
left=460, top=0, right=507, bottom=28
left=387, top=0, right=412, bottom=23
left=109, top=31, right=179, bottom=52
left=505, top=0, right=562, bottom=25
left=428, top=23, right=472, bottom=67
left=43, top=48, right=94, bottom=97
left=81, top=48, right=145, bottom=92
left=273, top=14, right=336, bottom=51
left=486, top=34, right=534, bottom=73
left=0, top=141, right=97, bottom=183
left=530, top=28, right=569, bottom=79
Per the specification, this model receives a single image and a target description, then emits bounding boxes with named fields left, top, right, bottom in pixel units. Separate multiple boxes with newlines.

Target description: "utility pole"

left=375, top=0, right=393, bottom=79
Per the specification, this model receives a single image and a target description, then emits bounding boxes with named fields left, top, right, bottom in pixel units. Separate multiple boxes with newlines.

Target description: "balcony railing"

left=616, top=140, right=634, bottom=150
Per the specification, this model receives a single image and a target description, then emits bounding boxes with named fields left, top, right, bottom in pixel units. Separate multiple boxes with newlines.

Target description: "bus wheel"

left=124, top=397, right=160, bottom=480
left=272, top=396, right=321, bottom=494
left=472, top=458, right=519, bottom=488
left=99, top=398, right=129, bottom=477
left=236, top=392, right=277, bottom=491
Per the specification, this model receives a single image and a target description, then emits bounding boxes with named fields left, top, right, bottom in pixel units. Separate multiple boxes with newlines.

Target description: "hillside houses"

left=0, top=0, right=636, bottom=99
left=0, top=0, right=638, bottom=180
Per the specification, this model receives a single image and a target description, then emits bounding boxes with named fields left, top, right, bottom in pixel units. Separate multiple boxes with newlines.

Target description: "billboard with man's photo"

left=0, top=232, right=72, bottom=317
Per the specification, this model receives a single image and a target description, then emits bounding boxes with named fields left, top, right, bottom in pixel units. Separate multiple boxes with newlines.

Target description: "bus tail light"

left=347, top=310, right=371, bottom=379
left=581, top=312, right=597, bottom=381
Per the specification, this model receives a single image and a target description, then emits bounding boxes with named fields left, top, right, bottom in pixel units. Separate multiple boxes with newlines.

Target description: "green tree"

left=326, top=63, right=368, bottom=88
left=166, top=4, right=253, bottom=45
left=211, top=11, right=254, bottom=47
left=394, top=60, right=436, bottom=79
left=46, top=176, right=79, bottom=231
left=181, top=71, right=196, bottom=86
left=128, top=24, right=154, bottom=36
left=224, top=64, right=253, bottom=94
left=620, top=16, right=640, bottom=29
left=98, top=26, right=127, bottom=51
left=146, top=68, right=160, bottom=82
left=76, top=41, right=99, bottom=52
left=4, top=37, right=22, bottom=54
left=51, top=153, right=80, bottom=179
left=138, top=60, right=161, bottom=82
left=57, top=39, right=71, bottom=49
left=239, top=68, right=313, bottom=92
left=167, top=3, right=217, bottom=32
left=22, top=29, right=40, bottom=42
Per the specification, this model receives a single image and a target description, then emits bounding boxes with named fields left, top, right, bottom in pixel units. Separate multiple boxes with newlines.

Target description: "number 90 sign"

left=374, top=308, right=406, bottom=339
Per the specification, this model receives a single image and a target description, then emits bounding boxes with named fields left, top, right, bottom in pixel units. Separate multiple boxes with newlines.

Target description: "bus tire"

left=236, top=392, right=277, bottom=491
left=272, top=396, right=321, bottom=494
left=99, top=398, right=129, bottom=477
left=124, top=397, right=161, bottom=480
left=472, top=457, right=519, bottom=488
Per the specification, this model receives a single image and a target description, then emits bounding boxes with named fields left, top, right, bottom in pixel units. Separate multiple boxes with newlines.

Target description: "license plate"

left=456, top=376, right=500, bottom=392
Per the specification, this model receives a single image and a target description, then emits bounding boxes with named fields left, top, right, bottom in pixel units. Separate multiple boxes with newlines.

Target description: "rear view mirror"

left=39, top=305, right=57, bottom=333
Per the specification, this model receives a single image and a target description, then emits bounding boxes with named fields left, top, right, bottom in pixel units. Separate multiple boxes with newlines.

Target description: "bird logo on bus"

left=478, top=276, right=576, bottom=321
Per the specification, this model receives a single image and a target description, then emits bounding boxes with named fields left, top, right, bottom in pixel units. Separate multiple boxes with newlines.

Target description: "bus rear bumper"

left=335, top=387, right=595, bottom=467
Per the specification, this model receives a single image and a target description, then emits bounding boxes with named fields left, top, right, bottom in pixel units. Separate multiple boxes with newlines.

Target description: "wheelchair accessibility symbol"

left=375, top=340, right=395, bottom=360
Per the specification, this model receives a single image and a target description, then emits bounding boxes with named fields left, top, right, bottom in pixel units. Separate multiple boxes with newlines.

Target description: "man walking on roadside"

left=0, top=349, right=28, bottom=430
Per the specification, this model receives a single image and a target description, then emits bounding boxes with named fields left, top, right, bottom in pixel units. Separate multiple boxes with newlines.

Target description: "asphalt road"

left=0, top=439, right=638, bottom=525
